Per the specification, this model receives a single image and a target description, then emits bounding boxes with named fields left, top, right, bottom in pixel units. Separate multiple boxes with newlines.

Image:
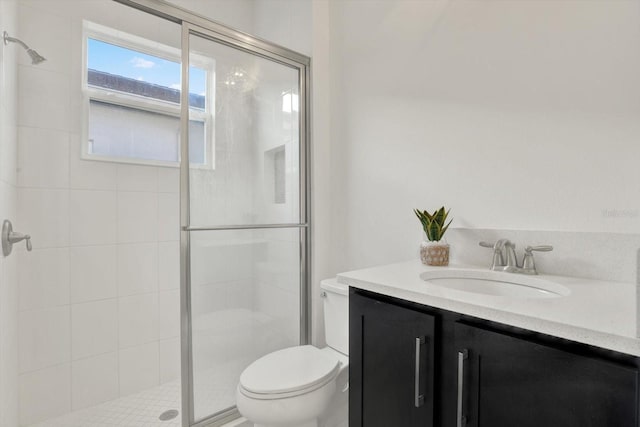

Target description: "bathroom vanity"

left=341, top=261, right=640, bottom=427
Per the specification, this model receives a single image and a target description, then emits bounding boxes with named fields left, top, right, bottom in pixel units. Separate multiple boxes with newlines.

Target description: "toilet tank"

left=320, top=279, right=349, bottom=356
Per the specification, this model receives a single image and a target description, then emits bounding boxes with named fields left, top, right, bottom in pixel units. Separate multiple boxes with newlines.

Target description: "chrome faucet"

left=479, top=240, right=552, bottom=275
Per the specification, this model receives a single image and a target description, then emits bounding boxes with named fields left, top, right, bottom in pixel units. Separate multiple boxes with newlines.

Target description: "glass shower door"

left=180, top=24, right=309, bottom=426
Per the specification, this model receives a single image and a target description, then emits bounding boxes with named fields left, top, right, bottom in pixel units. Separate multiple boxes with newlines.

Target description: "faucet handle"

left=479, top=241, right=505, bottom=269
left=522, top=245, right=553, bottom=274
left=525, top=245, right=553, bottom=253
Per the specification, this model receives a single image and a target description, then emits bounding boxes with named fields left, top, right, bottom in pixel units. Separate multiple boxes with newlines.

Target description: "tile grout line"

left=66, top=156, right=72, bottom=415
left=156, top=169, right=163, bottom=390
left=115, top=166, right=121, bottom=400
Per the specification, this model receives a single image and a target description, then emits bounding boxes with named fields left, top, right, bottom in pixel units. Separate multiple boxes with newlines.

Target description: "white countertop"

left=337, top=260, right=640, bottom=357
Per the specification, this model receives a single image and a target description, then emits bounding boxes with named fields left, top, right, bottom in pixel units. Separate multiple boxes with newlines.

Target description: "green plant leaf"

left=441, top=219, right=453, bottom=237
left=427, top=222, right=440, bottom=241
left=434, top=206, right=446, bottom=225
left=414, top=209, right=427, bottom=228
left=415, top=207, right=453, bottom=240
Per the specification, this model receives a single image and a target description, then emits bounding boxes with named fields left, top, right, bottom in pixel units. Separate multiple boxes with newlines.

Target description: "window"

left=83, top=22, right=214, bottom=167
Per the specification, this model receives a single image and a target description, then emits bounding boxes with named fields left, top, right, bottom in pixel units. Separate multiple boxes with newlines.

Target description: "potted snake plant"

left=414, top=207, right=453, bottom=266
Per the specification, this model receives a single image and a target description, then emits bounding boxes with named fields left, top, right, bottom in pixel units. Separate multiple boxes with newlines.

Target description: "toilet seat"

left=239, top=345, right=340, bottom=400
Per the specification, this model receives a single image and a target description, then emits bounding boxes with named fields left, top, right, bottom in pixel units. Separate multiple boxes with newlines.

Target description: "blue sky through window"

left=88, top=38, right=206, bottom=96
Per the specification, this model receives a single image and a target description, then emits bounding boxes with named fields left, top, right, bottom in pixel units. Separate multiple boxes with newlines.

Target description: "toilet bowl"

left=236, top=279, right=349, bottom=427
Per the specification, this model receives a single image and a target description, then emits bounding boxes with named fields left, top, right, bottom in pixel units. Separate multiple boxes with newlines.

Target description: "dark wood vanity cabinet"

left=349, top=292, right=436, bottom=427
left=350, top=290, right=640, bottom=427
left=454, top=322, right=638, bottom=427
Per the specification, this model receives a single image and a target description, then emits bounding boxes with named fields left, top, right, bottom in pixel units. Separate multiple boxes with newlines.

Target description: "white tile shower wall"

left=17, top=163, right=180, bottom=424
left=0, top=0, right=19, bottom=425
left=17, top=127, right=69, bottom=189
left=15, top=2, right=183, bottom=424
left=18, top=306, right=70, bottom=373
left=71, top=299, right=118, bottom=360
left=69, top=245, right=117, bottom=304
left=18, top=364, right=71, bottom=426
left=18, top=248, right=69, bottom=311
left=71, top=352, right=119, bottom=411
left=118, top=342, right=160, bottom=397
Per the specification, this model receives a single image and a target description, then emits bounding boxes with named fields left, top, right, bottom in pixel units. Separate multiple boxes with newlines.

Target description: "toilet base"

left=255, top=421, right=317, bottom=427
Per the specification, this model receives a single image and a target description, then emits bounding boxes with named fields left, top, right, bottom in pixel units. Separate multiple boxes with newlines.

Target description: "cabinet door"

left=350, top=293, right=436, bottom=427
left=454, top=322, right=638, bottom=427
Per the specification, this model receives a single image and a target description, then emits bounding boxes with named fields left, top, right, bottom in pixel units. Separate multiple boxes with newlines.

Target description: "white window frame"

left=81, top=21, right=215, bottom=168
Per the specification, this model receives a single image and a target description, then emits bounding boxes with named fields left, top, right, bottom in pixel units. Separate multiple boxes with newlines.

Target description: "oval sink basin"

left=420, top=269, right=571, bottom=299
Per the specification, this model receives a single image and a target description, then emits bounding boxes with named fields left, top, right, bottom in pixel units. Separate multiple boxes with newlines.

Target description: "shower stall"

left=2, top=0, right=310, bottom=426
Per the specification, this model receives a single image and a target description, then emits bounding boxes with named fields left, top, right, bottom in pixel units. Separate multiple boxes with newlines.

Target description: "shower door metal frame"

left=179, top=22, right=311, bottom=427
left=113, top=2, right=312, bottom=426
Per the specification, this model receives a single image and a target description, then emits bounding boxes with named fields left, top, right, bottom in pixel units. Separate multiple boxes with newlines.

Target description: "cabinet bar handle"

left=457, top=349, right=468, bottom=427
left=414, top=336, right=425, bottom=408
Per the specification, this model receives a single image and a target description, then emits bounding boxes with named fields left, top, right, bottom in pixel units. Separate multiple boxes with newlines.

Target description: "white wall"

left=328, top=0, right=640, bottom=273
left=0, top=1, right=19, bottom=425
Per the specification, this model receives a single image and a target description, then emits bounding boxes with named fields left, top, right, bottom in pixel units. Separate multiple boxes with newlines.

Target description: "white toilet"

left=236, top=279, right=349, bottom=427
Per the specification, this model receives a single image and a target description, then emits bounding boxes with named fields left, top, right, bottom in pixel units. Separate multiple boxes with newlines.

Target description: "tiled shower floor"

left=28, top=363, right=253, bottom=427
left=29, top=380, right=182, bottom=427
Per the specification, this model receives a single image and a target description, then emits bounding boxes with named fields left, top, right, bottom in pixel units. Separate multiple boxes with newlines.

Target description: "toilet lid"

left=240, top=345, right=340, bottom=395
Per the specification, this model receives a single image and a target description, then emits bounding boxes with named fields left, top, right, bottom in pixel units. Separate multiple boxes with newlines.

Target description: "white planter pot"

left=420, top=241, right=449, bottom=266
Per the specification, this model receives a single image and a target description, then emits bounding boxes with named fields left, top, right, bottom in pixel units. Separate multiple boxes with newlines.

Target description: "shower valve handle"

left=2, top=220, right=32, bottom=256
left=10, top=231, right=32, bottom=250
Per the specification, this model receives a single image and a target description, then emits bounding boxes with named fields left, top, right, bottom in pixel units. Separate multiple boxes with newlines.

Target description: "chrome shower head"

left=26, top=48, right=46, bottom=65
left=3, top=31, right=46, bottom=65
